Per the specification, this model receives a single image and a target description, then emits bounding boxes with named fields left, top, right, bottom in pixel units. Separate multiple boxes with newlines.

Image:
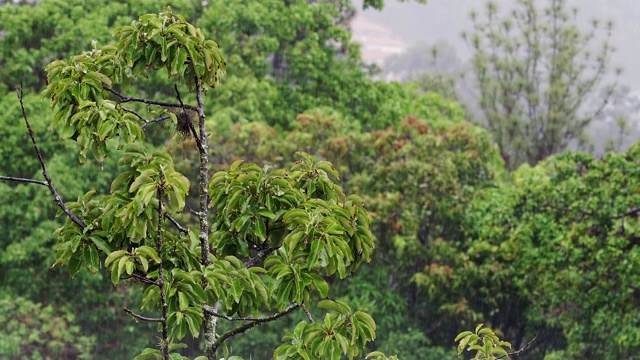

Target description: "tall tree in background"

left=464, top=0, right=619, bottom=170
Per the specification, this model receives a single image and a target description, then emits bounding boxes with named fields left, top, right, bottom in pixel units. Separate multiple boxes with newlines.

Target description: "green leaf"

left=255, top=208, right=276, bottom=220
left=105, top=250, right=128, bottom=267
left=455, top=331, right=474, bottom=342
left=136, top=246, right=161, bottom=263
left=67, top=252, right=83, bottom=278
left=117, top=256, right=129, bottom=280
left=90, top=236, right=112, bottom=254
left=366, top=352, right=386, bottom=358
left=306, top=239, right=322, bottom=267
left=317, top=299, right=350, bottom=315
left=184, top=312, right=201, bottom=339
left=98, top=119, right=116, bottom=141
left=133, top=348, right=162, bottom=360
left=255, top=218, right=267, bottom=242
left=354, top=311, right=377, bottom=333
left=308, top=273, right=329, bottom=298
left=315, top=160, right=340, bottom=180
left=285, top=228, right=305, bottom=252
left=178, top=291, right=189, bottom=311
left=84, top=245, right=100, bottom=273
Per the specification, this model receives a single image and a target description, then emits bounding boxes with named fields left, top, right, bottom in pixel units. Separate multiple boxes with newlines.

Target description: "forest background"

left=0, top=0, right=639, bottom=359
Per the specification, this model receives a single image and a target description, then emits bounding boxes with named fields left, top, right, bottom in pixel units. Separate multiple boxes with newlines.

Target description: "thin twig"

left=124, top=308, right=164, bottom=323
left=497, top=334, right=538, bottom=359
left=104, top=85, right=198, bottom=111
left=164, top=214, right=189, bottom=234
left=17, top=85, right=86, bottom=229
left=121, top=273, right=159, bottom=286
left=203, top=305, right=300, bottom=322
left=209, top=303, right=300, bottom=354
left=184, top=203, right=202, bottom=216
left=121, top=107, right=171, bottom=128
left=244, top=247, right=277, bottom=268
left=301, top=303, right=314, bottom=323
left=618, top=206, right=640, bottom=219
left=120, top=106, right=147, bottom=121
left=174, top=85, right=185, bottom=108
left=0, top=176, right=48, bottom=186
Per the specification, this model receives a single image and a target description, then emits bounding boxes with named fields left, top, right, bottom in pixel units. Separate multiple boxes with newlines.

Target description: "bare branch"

left=104, top=85, right=198, bottom=111
left=16, top=85, right=86, bottom=229
left=208, top=303, right=300, bottom=354
left=497, top=334, right=538, bottom=359
left=203, top=304, right=300, bottom=322
left=165, top=213, right=189, bottom=234
left=244, top=247, right=277, bottom=268
left=124, top=308, right=164, bottom=323
left=121, top=273, right=159, bottom=286
left=0, top=176, right=48, bottom=186
left=301, top=303, right=315, bottom=323
left=617, top=206, right=640, bottom=219
left=120, top=107, right=172, bottom=129
left=185, top=203, right=203, bottom=217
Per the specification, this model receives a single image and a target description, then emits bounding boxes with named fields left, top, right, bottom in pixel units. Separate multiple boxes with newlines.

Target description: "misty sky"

left=357, top=0, right=640, bottom=90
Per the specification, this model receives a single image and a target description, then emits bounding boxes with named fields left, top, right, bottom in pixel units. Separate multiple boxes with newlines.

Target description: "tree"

left=0, top=0, right=205, bottom=92
left=1, top=7, right=393, bottom=360
left=0, top=297, right=95, bottom=359
left=464, top=0, right=619, bottom=170
left=447, top=147, right=640, bottom=359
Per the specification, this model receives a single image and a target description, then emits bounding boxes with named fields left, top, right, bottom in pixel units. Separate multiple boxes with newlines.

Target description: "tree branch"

left=121, top=273, right=159, bottom=286
left=120, top=106, right=172, bottom=129
left=301, top=303, right=315, bottom=323
left=618, top=206, right=640, bottom=219
left=244, top=247, right=277, bottom=268
left=208, top=303, right=300, bottom=354
left=203, top=304, right=299, bottom=322
left=184, top=203, right=202, bottom=217
left=124, top=308, right=164, bottom=323
left=0, top=176, right=48, bottom=186
left=497, top=334, right=537, bottom=359
left=16, top=85, right=86, bottom=230
left=164, top=213, right=189, bottom=234
left=104, top=85, right=198, bottom=111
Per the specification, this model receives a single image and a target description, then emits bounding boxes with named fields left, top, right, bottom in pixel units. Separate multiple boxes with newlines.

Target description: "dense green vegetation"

left=0, top=0, right=638, bottom=359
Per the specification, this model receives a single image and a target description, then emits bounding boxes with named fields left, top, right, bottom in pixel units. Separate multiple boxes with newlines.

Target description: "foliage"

left=455, top=324, right=512, bottom=360
left=0, top=297, right=95, bottom=360
left=204, top=102, right=506, bottom=355
left=0, top=6, right=397, bottom=360
left=453, top=146, right=640, bottom=358
left=464, top=0, right=619, bottom=169
left=342, top=115, right=504, bottom=345
left=2, top=0, right=639, bottom=359
left=193, top=0, right=440, bottom=133
left=0, top=0, right=204, bottom=92
left=0, top=89, right=158, bottom=359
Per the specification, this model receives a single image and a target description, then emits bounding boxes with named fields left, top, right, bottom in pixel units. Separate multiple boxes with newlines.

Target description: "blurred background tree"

left=463, top=0, right=619, bottom=169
